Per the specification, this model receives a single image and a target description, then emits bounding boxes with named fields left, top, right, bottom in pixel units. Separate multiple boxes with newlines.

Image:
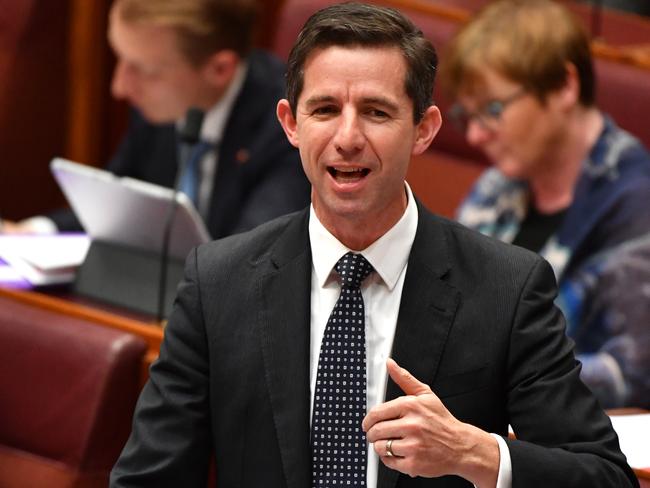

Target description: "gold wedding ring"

left=386, top=439, right=395, bottom=457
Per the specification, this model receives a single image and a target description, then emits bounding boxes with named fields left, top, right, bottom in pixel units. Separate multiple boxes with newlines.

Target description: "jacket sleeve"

left=503, top=258, right=638, bottom=488
left=110, top=247, right=212, bottom=487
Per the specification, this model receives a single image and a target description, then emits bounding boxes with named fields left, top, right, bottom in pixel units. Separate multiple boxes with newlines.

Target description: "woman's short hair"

left=440, top=0, right=595, bottom=106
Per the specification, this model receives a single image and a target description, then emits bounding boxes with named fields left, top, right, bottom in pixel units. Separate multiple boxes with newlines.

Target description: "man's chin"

left=134, top=106, right=179, bottom=125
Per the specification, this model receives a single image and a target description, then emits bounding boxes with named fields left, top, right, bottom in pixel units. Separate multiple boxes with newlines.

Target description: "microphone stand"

left=156, top=108, right=205, bottom=322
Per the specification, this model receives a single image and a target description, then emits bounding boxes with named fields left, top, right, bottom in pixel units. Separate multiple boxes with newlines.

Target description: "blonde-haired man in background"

left=4, top=0, right=309, bottom=239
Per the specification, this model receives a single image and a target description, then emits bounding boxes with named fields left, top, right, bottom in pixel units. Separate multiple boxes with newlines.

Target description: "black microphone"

left=177, top=108, right=205, bottom=167
left=156, top=107, right=205, bottom=322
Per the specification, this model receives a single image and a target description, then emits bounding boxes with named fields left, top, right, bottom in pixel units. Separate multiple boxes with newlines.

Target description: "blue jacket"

left=458, top=115, right=650, bottom=407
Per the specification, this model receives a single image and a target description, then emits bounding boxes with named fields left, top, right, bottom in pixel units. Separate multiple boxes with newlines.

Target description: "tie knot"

left=335, top=252, right=373, bottom=289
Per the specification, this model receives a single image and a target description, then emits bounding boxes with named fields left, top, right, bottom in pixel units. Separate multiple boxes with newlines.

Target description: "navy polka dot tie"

left=311, top=252, right=373, bottom=487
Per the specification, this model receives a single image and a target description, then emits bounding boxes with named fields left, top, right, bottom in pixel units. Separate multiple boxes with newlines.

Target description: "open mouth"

left=327, top=167, right=370, bottom=181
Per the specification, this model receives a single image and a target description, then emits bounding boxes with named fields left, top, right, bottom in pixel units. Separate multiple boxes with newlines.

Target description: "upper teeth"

left=337, top=168, right=363, bottom=173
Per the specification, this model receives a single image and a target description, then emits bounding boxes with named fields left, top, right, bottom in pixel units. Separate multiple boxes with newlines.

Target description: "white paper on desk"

left=610, top=414, right=650, bottom=469
left=0, top=263, right=24, bottom=281
left=0, top=234, right=90, bottom=285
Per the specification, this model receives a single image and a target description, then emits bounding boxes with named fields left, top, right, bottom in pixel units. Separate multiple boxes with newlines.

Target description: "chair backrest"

left=595, top=57, right=650, bottom=148
left=0, top=295, right=147, bottom=488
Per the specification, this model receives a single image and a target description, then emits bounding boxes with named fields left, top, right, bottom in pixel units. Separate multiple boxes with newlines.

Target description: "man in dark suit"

left=4, top=0, right=309, bottom=239
left=111, top=3, right=638, bottom=487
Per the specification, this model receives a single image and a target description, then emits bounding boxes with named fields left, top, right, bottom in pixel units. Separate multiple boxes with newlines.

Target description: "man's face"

left=108, top=11, right=216, bottom=123
left=278, top=46, right=439, bottom=241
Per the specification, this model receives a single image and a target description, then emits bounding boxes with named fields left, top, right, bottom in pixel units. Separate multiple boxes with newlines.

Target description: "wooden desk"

left=0, top=286, right=163, bottom=385
left=637, top=468, right=650, bottom=487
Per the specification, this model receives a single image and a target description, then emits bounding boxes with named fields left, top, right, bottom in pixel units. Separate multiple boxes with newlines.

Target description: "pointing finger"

left=387, top=358, right=432, bottom=397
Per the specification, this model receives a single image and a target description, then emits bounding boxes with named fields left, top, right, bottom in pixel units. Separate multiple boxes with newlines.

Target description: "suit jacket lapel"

left=257, top=210, right=313, bottom=488
left=378, top=205, right=461, bottom=488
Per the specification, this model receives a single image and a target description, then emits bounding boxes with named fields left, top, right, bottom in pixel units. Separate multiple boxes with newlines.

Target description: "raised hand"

left=362, top=358, right=499, bottom=487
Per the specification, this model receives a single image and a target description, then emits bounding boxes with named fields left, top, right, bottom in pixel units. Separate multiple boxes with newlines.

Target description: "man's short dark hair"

left=286, top=2, right=437, bottom=123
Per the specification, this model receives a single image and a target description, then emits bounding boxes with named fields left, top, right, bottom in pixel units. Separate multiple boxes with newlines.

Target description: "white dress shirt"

left=307, top=183, right=511, bottom=488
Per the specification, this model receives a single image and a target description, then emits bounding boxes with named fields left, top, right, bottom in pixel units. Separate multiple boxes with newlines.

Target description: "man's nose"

left=333, top=109, right=365, bottom=154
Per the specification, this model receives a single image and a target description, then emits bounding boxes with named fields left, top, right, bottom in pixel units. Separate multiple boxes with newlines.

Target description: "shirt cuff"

left=492, top=433, right=512, bottom=488
left=471, top=433, right=511, bottom=488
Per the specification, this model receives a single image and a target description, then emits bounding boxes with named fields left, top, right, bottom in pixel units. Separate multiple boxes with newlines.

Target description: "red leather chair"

left=595, top=57, right=650, bottom=148
left=0, top=295, right=147, bottom=488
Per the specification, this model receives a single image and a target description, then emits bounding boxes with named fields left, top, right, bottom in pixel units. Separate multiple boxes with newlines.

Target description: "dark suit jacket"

left=51, top=50, right=310, bottom=239
left=111, top=203, right=638, bottom=488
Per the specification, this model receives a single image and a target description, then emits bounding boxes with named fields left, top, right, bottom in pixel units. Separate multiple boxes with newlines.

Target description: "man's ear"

left=201, top=49, right=239, bottom=87
left=412, top=105, right=442, bottom=156
left=277, top=99, right=299, bottom=148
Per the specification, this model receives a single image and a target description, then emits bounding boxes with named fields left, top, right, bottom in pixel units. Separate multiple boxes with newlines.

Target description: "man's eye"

left=367, top=109, right=389, bottom=119
left=483, top=101, right=504, bottom=119
left=312, top=106, right=337, bottom=116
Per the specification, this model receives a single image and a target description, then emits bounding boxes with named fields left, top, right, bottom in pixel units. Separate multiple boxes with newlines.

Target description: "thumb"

left=387, top=357, right=432, bottom=396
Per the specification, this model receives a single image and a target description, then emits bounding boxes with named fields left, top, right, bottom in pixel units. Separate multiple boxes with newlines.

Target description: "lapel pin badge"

left=236, top=148, right=250, bottom=164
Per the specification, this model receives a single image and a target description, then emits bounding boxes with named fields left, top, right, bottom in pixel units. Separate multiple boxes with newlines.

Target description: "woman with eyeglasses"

left=439, top=0, right=650, bottom=408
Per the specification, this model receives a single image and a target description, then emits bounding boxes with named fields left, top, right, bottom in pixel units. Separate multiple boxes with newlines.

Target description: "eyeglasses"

left=448, top=89, right=527, bottom=133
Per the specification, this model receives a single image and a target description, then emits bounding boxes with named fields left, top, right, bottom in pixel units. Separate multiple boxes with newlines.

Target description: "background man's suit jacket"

left=111, top=203, right=637, bottom=488
left=51, top=50, right=310, bottom=238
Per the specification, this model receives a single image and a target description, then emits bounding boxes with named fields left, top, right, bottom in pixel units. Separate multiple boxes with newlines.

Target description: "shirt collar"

left=309, top=182, right=418, bottom=290
left=177, top=61, right=248, bottom=145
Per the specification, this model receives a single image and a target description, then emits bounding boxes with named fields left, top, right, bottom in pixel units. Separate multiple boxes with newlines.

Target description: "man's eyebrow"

left=303, top=95, right=338, bottom=108
left=361, top=96, right=400, bottom=112
left=303, top=95, right=400, bottom=112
